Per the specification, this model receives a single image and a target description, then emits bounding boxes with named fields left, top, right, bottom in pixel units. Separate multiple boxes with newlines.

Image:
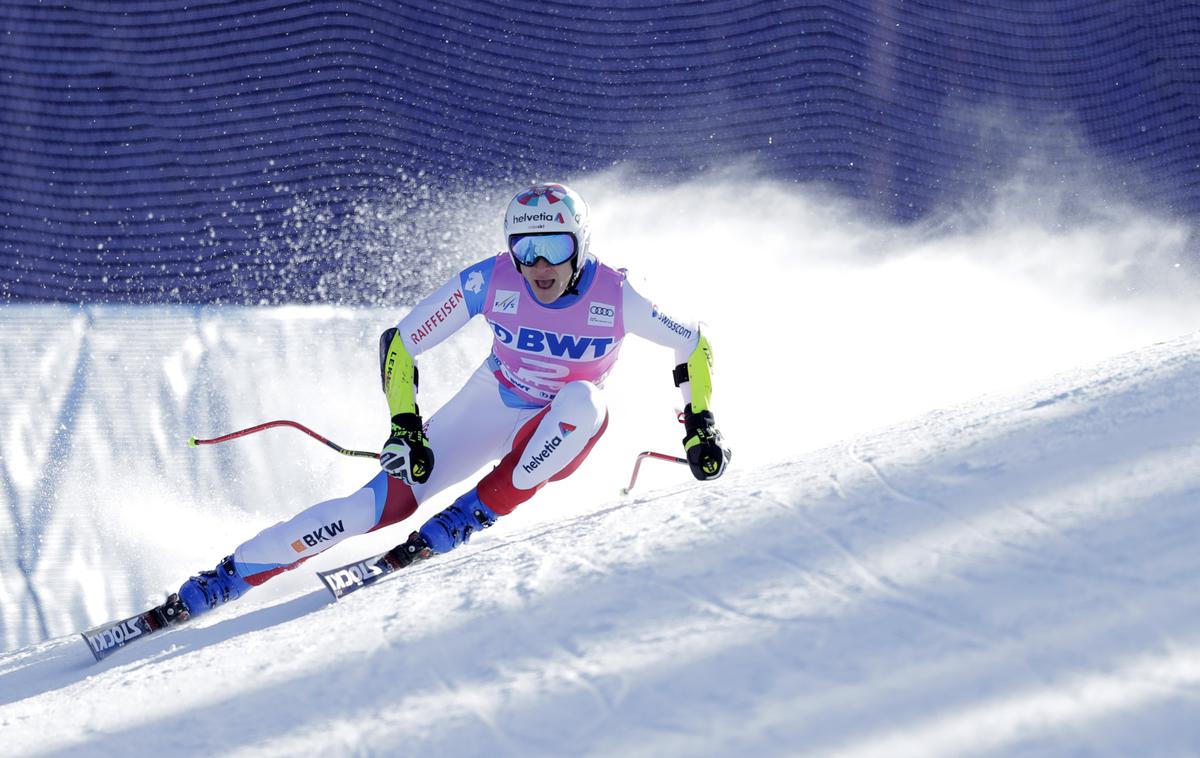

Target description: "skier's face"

left=520, top=257, right=573, bottom=303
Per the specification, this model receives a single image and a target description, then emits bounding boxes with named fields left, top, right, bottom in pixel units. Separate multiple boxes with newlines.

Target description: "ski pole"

left=620, top=451, right=688, bottom=495
left=188, top=420, right=380, bottom=460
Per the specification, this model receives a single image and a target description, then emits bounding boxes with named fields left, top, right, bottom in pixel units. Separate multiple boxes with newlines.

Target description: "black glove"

left=682, top=404, right=731, bottom=481
left=380, top=413, right=434, bottom=484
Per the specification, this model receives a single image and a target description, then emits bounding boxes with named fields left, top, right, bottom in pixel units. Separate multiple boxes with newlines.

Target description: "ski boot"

left=177, top=555, right=251, bottom=618
left=417, top=489, right=498, bottom=554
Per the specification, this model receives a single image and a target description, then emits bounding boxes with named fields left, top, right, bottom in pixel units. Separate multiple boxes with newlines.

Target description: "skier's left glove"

left=682, top=404, right=731, bottom=481
left=380, top=413, right=434, bottom=485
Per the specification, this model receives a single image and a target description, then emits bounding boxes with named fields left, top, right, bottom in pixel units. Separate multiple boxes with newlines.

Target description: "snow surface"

left=3, top=175, right=1200, bottom=755
left=2, top=330, right=1199, bottom=756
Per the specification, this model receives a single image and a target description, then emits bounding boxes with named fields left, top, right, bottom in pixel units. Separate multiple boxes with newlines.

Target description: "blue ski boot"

left=178, top=555, right=251, bottom=618
left=418, top=489, right=498, bottom=554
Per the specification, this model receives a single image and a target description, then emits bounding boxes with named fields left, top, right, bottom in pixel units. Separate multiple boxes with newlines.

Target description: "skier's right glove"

left=682, top=404, right=731, bottom=481
left=380, top=413, right=434, bottom=485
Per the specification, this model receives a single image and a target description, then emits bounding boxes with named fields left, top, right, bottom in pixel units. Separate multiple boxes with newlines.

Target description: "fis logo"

left=493, top=289, right=520, bottom=314
left=491, top=324, right=615, bottom=360
left=87, top=618, right=145, bottom=653
left=322, top=560, right=385, bottom=593
left=292, top=520, right=346, bottom=553
left=523, top=435, right=562, bottom=475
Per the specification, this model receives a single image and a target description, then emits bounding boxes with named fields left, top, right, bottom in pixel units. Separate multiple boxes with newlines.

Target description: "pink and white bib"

left=483, top=254, right=627, bottom=404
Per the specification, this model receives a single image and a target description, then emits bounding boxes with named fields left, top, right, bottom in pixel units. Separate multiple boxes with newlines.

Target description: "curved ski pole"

left=188, top=419, right=380, bottom=460
left=620, top=451, right=688, bottom=496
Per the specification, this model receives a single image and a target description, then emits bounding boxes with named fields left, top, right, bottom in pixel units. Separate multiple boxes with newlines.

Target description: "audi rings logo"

left=587, top=301, right=616, bottom=327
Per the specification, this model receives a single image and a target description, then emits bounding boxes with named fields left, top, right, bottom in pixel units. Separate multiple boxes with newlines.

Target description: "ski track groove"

left=847, top=437, right=1044, bottom=560
left=377, top=541, right=618, bottom=756
left=427, top=664, right=532, bottom=758
left=569, top=550, right=610, bottom=578
left=672, top=502, right=715, bottom=535
left=551, top=637, right=619, bottom=732
left=991, top=500, right=1184, bottom=660
left=650, top=574, right=793, bottom=628
left=825, top=472, right=851, bottom=501
left=759, top=490, right=1001, bottom=650
left=519, top=548, right=620, bottom=733
left=556, top=541, right=647, bottom=714
left=997, top=498, right=1144, bottom=584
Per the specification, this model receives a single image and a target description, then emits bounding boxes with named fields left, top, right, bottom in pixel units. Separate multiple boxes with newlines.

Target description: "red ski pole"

left=188, top=420, right=380, bottom=460
left=620, top=450, right=688, bottom=495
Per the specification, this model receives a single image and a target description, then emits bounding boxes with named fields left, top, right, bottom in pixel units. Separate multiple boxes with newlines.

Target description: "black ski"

left=317, top=531, right=432, bottom=601
left=80, top=594, right=189, bottom=663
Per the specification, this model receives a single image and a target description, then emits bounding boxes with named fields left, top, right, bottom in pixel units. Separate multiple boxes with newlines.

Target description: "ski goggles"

left=508, top=233, right=577, bottom=266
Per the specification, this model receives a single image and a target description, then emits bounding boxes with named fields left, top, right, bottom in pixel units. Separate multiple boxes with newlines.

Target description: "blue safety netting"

left=2, top=0, right=1197, bottom=303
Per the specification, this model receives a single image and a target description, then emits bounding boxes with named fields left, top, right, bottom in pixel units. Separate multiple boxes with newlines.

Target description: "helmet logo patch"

left=517, top=185, right=567, bottom=206
left=515, top=185, right=578, bottom=217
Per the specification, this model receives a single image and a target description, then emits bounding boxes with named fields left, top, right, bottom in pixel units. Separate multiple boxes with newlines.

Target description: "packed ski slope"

left=1, top=330, right=1198, bottom=756
left=4, top=174, right=1200, bottom=755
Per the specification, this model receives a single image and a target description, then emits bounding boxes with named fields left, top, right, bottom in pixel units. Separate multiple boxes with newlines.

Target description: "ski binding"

left=80, top=594, right=189, bottom=663
left=317, top=532, right=432, bottom=601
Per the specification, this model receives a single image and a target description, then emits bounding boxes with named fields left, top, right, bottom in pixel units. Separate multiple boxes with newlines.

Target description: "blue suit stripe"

left=367, top=470, right=390, bottom=525
left=459, top=257, right=497, bottom=317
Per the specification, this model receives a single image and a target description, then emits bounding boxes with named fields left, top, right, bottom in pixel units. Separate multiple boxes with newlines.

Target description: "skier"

left=176, top=182, right=731, bottom=617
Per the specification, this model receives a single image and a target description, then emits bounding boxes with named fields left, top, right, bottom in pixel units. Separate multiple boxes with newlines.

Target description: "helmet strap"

left=564, top=255, right=582, bottom=295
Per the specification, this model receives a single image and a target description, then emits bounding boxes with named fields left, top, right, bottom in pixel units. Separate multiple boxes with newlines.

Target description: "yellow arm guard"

left=380, top=328, right=418, bottom=416
left=675, top=333, right=714, bottom=413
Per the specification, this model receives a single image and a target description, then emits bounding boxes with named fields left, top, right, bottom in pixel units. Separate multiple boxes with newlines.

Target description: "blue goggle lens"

left=509, top=233, right=576, bottom=266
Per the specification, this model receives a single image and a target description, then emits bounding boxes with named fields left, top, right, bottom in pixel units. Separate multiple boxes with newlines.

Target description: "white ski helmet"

left=503, top=182, right=591, bottom=266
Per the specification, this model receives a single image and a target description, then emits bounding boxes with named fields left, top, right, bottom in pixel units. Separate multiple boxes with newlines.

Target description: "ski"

left=80, top=594, right=189, bottom=663
left=317, top=551, right=396, bottom=600
left=317, top=531, right=432, bottom=601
